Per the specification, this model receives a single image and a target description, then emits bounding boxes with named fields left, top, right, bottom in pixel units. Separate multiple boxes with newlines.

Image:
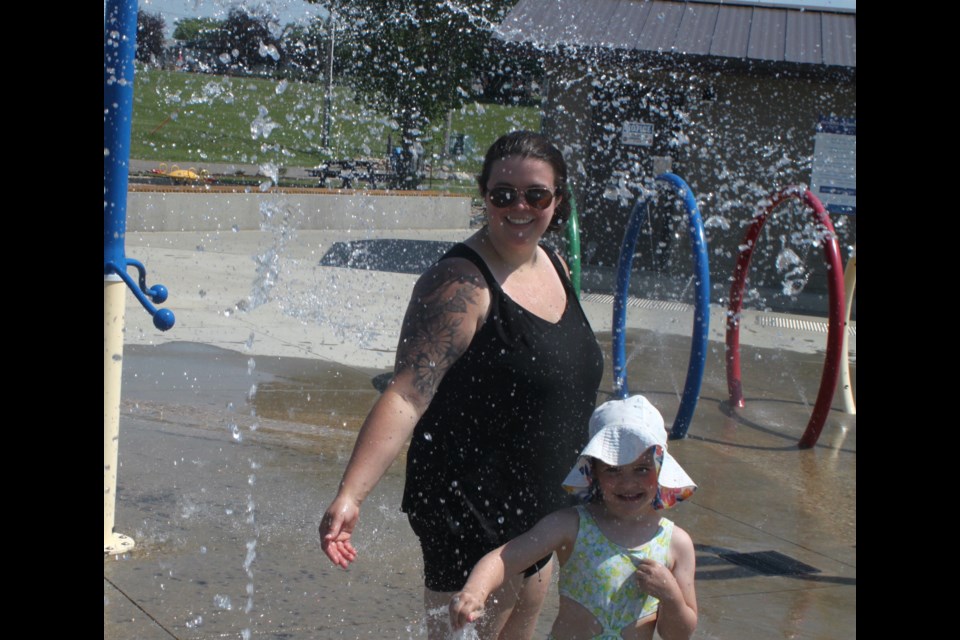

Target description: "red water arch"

left=725, top=187, right=845, bottom=449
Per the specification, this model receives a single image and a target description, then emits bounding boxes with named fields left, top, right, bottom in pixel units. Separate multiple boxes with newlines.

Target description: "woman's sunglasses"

left=487, top=186, right=558, bottom=210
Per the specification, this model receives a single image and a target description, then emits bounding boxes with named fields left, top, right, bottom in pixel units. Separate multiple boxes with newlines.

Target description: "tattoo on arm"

left=396, top=271, right=483, bottom=400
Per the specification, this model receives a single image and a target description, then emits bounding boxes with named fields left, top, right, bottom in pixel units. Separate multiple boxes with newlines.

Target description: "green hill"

left=131, top=67, right=541, bottom=174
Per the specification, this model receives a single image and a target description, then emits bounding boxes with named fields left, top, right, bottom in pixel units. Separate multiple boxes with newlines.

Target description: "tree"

left=172, top=17, right=222, bottom=44
left=137, top=10, right=166, bottom=66
left=282, top=20, right=335, bottom=80
left=172, top=9, right=284, bottom=75
left=473, top=39, right=544, bottom=106
left=217, top=7, right=284, bottom=72
left=326, top=0, right=517, bottom=186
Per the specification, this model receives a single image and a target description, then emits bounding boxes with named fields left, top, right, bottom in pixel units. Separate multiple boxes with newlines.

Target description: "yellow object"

left=154, top=163, right=209, bottom=183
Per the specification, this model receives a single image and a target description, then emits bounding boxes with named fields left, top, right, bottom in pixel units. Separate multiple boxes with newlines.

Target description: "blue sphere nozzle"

left=153, top=308, right=176, bottom=331
left=149, top=284, right=169, bottom=303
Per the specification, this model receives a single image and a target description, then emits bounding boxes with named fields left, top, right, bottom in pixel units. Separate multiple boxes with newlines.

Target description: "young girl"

left=449, top=396, right=698, bottom=640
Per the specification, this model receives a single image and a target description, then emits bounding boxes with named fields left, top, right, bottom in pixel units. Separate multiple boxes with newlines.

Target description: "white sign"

left=811, top=117, right=856, bottom=215
left=622, top=121, right=654, bottom=147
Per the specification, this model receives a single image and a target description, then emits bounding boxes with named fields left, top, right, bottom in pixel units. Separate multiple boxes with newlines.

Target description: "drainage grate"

left=717, top=550, right=820, bottom=576
left=581, top=293, right=693, bottom=313
left=754, top=315, right=857, bottom=336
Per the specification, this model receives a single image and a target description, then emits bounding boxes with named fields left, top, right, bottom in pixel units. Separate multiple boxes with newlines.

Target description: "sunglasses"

left=487, top=186, right=558, bottom=210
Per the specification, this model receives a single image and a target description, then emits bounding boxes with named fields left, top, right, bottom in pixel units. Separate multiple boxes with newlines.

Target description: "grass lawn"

left=131, top=67, right=542, bottom=175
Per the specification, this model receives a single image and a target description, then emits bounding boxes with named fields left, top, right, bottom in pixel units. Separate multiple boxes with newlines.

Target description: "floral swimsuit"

left=555, top=506, right=674, bottom=639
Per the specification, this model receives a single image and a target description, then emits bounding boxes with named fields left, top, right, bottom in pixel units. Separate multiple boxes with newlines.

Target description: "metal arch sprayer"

left=724, top=186, right=844, bottom=449
left=611, top=173, right=710, bottom=440
left=567, top=184, right=582, bottom=298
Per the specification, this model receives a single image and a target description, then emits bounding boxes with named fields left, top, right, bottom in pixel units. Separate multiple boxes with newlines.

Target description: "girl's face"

left=593, top=449, right=659, bottom=519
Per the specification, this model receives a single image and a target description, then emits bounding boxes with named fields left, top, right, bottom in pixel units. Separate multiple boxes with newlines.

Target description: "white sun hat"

left=562, top=395, right=696, bottom=509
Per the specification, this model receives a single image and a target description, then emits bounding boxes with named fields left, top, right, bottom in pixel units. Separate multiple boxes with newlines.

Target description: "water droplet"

left=213, top=594, right=232, bottom=610
left=423, top=432, right=433, bottom=441
left=229, top=423, right=243, bottom=442
left=704, top=215, right=730, bottom=230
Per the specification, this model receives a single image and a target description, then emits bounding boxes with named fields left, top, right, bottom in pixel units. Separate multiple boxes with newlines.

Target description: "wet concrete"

left=107, top=223, right=854, bottom=638
left=106, top=324, right=854, bottom=639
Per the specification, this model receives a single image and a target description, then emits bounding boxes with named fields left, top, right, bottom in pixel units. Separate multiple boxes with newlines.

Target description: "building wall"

left=543, top=58, right=856, bottom=315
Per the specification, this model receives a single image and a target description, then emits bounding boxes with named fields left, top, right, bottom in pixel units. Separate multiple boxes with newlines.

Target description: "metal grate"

left=581, top=293, right=693, bottom=313
left=718, top=550, right=820, bottom=577
left=754, top=315, right=857, bottom=336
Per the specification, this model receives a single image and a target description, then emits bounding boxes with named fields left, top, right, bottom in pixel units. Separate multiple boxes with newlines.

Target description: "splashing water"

left=248, top=200, right=298, bottom=309
left=704, top=215, right=730, bottom=230
left=426, top=605, right=481, bottom=640
left=250, top=105, right=280, bottom=140
left=214, top=594, right=233, bottom=611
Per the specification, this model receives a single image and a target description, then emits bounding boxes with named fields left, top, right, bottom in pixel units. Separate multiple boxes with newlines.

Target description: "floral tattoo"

left=396, top=270, right=483, bottom=400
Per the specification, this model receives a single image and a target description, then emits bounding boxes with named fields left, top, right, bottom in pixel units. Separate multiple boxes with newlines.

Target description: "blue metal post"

left=658, top=173, right=710, bottom=439
left=103, top=0, right=175, bottom=330
left=612, top=198, right=648, bottom=400
left=104, top=0, right=137, bottom=270
left=610, top=174, right=710, bottom=439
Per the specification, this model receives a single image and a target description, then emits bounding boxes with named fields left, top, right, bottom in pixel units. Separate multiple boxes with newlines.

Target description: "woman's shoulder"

left=404, top=251, right=493, bottom=340
left=537, top=242, right=572, bottom=279
left=413, top=252, right=488, bottom=300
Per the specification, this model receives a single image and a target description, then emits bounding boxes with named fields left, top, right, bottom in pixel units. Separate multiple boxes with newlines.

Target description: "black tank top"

left=401, top=243, right=604, bottom=543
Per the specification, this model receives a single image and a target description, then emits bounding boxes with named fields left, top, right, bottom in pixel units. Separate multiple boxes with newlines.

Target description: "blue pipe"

left=612, top=198, right=648, bottom=400
left=611, top=173, right=709, bottom=439
left=104, top=0, right=175, bottom=331
left=104, top=0, right=137, bottom=269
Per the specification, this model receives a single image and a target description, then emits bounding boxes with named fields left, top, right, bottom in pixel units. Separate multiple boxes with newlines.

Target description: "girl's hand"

left=634, top=558, right=681, bottom=601
left=448, top=591, right=485, bottom=631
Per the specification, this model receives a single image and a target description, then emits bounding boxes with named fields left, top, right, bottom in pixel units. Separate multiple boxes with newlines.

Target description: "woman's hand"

left=449, top=590, right=485, bottom=631
left=319, top=494, right=360, bottom=569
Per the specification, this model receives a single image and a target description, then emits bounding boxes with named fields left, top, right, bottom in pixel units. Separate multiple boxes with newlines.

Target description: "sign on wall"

left=622, top=121, right=654, bottom=147
left=811, top=116, right=856, bottom=215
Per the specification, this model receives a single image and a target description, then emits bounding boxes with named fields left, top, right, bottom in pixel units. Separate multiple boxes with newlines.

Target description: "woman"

left=320, top=131, right=604, bottom=639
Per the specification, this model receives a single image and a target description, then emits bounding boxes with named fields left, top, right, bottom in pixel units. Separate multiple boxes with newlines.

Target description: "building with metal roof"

left=498, top=0, right=855, bottom=68
left=497, top=0, right=856, bottom=314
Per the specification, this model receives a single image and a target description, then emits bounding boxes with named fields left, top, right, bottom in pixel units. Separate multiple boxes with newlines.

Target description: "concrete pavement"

left=105, top=220, right=855, bottom=639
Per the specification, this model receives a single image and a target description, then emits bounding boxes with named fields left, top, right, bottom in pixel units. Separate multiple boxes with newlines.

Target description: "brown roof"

left=497, top=0, right=856, bottom=68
